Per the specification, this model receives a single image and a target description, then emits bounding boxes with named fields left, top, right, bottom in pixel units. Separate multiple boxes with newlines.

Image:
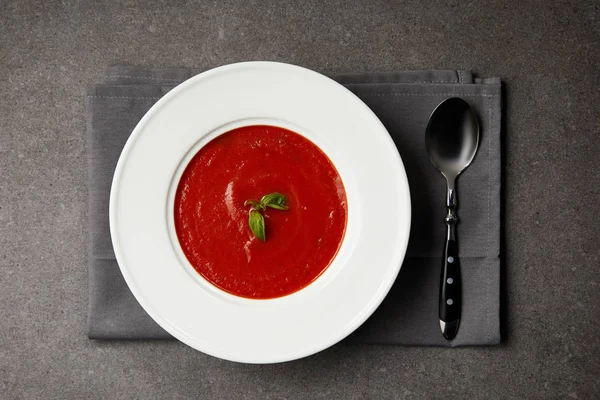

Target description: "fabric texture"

left=86, top=65, right=502, bottom=346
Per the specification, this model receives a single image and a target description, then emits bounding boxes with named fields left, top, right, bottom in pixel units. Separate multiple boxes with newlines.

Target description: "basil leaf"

left=244, top=192, right=289, bottom=241
left=260, top=192, right=289, bottom=210
left=248, top=209, right=266, bottom=241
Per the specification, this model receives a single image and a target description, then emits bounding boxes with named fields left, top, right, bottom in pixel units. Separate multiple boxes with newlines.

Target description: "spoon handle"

left=439, top=185, right=461, bottom=340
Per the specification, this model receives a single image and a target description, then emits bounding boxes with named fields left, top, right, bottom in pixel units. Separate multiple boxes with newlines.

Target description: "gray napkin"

left=87, top=65, right=502, bottom=346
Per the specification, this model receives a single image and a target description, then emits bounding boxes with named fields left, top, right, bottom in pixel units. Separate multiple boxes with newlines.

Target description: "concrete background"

left=1, top=0, right=598, bottom=398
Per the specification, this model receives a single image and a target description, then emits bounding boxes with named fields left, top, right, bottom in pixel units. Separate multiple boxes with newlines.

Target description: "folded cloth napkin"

left=86, top=65, right=502, bottom=346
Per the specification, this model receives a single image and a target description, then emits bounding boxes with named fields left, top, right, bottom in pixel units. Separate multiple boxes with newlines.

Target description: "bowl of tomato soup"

left=110, top=62, right=411, bottom=363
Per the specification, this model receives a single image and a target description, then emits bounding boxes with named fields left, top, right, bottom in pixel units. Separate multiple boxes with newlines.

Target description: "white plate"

left=110, top=61, right=411, bottom=363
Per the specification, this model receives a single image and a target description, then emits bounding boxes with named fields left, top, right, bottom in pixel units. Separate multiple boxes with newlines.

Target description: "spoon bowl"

left=426, top=98, right=480, bottom=181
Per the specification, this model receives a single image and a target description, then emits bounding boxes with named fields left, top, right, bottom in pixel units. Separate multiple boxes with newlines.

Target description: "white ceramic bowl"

left=110, top=61, right=411, bottom=363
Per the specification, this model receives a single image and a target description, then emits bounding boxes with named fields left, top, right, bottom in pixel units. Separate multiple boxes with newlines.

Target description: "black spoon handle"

left=439, top=186, right=461, bottom=340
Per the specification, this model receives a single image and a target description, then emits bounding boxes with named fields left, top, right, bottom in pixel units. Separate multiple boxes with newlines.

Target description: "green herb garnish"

left=244, top=192, right=289, bottom=241
left=248, top=209, right=266, bottom=241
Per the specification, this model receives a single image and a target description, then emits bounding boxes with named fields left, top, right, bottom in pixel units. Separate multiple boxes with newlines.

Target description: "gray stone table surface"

left=1, top=0, right=598, bottom=398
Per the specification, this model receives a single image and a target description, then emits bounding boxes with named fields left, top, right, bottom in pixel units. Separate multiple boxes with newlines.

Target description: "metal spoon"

left=425, top=97, right=480, bottom=340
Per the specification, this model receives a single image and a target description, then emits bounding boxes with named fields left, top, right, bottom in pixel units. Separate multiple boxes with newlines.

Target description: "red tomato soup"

left=174, top=125, right=347, bottom=299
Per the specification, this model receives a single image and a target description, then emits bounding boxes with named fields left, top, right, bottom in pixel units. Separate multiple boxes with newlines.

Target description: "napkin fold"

left=86, top=65, right=502, bottom=346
